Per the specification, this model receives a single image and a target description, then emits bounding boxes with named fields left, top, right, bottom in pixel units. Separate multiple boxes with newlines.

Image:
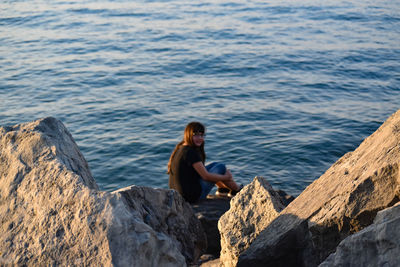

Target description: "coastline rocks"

left=0, top=117, right=206, bottom=266
left=319, top=203, right=400, bottom=267
left=238, top=109, right=400, bottom=266
left=191, top=195, right=231, bottom=257
left=218, top=177, right=286, bottom=267
left=113, top=185, right=207, bottom=263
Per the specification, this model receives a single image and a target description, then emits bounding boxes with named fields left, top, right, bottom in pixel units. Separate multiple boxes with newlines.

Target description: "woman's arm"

left=192, top=162, right=232, bottom=182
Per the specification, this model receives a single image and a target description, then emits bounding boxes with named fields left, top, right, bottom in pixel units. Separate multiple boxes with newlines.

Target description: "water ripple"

left=0, top=0, right=399, bottom=196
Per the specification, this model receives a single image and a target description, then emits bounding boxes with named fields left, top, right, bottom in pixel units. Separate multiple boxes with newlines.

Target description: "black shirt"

left=169, top=145, right=203, bottom=203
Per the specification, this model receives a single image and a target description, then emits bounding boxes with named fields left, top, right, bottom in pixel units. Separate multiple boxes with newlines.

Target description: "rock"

left=191, top=184, right=293, bottom=261
left=319, top=203, right=400, bottom=267
left=192, top=195, right=231, bottom=257
left=113, top=185, right=207, bottom=263
left=276, top=189, right=295, bottom=206
left=0, top=117, right=206, bottom=266
left=200, top=258, right=220, bottom=267
left=218, top=177, right=286, bottom=267
left=238, top=109, right=400, bottom=267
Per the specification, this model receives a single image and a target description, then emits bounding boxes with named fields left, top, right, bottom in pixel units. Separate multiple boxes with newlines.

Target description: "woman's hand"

left=193, top=162, right=234, bottom=183
left=224, top=170, right=233, bottom=181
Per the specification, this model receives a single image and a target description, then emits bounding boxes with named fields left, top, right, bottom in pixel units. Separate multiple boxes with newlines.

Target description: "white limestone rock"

left=113, top=185, right=207, bottom=263
left=238, top=109, right=400, bottom=267
left=218, top=177, right=285, bottom=267
left=0, top=117, right=205, bottom=266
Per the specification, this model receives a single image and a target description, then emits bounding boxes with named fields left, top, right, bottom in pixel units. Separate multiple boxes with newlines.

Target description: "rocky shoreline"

left=1, top=109, right=399, bottom=266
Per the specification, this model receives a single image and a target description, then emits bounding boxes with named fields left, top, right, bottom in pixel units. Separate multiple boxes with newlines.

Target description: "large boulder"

left=113, top=185, right=207, bottom=262
left=319, top=203, right=400, bottom=267
left=218, top=177, right=286, bottom=267
left=238, top=109, right=400, bottom=267
left=0, top=117, right=206, bottom=266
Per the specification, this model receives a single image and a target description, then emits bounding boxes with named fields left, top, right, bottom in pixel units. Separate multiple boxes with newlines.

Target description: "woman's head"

left=183, top=121, right=206, bottom=148
left=167, top=121, right=206, bottom=174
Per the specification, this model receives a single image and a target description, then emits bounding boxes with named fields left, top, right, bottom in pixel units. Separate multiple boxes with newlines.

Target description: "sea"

left=1, top=0, right=399, bottom=196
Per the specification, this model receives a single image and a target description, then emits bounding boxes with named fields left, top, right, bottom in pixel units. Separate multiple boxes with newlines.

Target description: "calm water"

left=1, top=0, right=399, bottom=196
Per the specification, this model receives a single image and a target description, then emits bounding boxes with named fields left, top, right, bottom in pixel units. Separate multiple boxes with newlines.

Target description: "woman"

left=168, top=122, right=242, bottom=203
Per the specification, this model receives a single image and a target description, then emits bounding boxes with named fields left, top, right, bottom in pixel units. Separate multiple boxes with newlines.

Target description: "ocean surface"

left=1, top=0, right=399, bottom=196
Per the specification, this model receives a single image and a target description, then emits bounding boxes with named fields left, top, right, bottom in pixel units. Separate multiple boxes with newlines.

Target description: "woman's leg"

left=197, top=162, right=225, bottom=199
left=206, top=162, right=226, bottom=175
left=199, top=179, right=215, bottom=200
left=206, top=162, right=240, bottom=191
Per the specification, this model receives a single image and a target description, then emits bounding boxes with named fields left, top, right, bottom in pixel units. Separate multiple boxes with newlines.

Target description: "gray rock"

left=113, top=185, right=207, bottom=263
left=275, top=189, right=295, bottom=207
left=200, top=258, right=220, bottom=267
left=238, top=109, right=400, bottom=267
left=320, top=203, right=400, bottom=267
left=0, top=117, right=206, bottom=266
left=218, top=177, right=285, bottom=267
left=191, top=184, right=293, bottom=263
left=192, top=195, right=231, bottom=257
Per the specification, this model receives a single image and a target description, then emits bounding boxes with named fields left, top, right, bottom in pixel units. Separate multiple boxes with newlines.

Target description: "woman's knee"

left=207, top=162, right=226, bottom=174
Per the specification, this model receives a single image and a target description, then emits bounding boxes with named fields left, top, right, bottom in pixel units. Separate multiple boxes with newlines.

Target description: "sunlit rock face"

left=237, top=109, right=400, bottom=267
left=0, top=117, right=205, bottom=266
left=218, top=176, right=286, bottom=267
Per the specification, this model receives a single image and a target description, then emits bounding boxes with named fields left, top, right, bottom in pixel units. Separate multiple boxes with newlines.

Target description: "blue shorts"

left=199, top=162, right=226, bottom=199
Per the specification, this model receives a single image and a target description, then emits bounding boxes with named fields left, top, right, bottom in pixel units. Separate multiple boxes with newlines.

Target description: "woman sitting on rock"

left=168, top=121, right=242, bottom=203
